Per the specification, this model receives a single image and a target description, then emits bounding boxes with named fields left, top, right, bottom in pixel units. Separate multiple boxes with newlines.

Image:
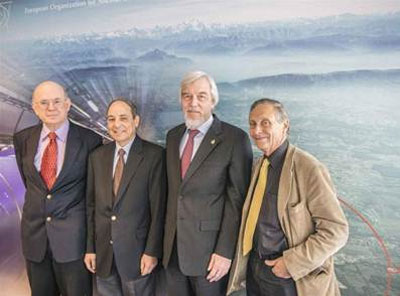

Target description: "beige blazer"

left=227, top=144, right=349, bottom=296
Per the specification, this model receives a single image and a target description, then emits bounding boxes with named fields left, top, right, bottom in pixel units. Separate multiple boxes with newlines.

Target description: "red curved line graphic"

left=339, top=197, right=399, bottom=296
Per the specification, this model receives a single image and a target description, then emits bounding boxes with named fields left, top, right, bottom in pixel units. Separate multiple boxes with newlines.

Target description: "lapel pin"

left=211, top=139, right=216, bottom=145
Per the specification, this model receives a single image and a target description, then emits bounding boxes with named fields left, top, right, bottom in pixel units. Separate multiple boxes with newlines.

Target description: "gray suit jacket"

left=13, top=122, right=102, bottom=263
left=86, top=136, right=166, bottom=280
left=163, top=115, right=253, bottom=276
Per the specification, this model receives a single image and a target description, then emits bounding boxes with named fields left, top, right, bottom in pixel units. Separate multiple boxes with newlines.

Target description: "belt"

left=252, top=250, right=282, bottom=261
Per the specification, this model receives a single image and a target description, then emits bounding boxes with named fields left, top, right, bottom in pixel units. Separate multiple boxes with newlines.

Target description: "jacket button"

left=111, top=215, right=117, bottom=221
left=46, top=194, right=52, bottom=200
left=46, top=216, right=52, bottom=222
left=110, top=240, right=113, bottom=245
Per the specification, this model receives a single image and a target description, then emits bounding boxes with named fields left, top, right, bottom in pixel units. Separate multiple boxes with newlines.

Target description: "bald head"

left=32, top=80, right=71, bottom=131
left=32, top=81, right=67, bottom=102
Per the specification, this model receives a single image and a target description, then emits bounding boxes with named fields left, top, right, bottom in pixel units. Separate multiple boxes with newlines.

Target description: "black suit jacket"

left=86, top=136, right=166, bottom=280
left=13, top=121, right=102, bottom=263
left=163, top=115, right=253, bottom=276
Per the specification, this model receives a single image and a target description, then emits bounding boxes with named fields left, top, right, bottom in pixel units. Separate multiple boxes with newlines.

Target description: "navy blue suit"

left=14, top=121, right=102, bottom=295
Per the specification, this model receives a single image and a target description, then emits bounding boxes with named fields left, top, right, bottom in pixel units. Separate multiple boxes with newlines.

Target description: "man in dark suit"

left=84, top=98, right=166, bottom=296
left=163, top=71, right=253, bottom=296
left=13, top=81, right=102, bottom=296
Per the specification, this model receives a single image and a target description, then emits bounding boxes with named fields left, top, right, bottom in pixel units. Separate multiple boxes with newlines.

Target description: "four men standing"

left=14, top=76, right=348, bottom=296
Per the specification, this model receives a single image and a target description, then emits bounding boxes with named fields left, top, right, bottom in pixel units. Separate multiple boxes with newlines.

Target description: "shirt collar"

left=266, top=140, right=288, bottom=169
left=187, top=114, right=214, bottom=135
left=40, top=120, right=69, bottom=143
left=115, top=135, right=136, bottom=156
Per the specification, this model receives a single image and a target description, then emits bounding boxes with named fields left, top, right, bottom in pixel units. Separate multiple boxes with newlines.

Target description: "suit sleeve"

left=144, top=148, right=167, bottom=258
left=88, top=132, right=103, bottom=152
left=283, top=163, right=349, bottom=281
left=214, top=131, right=253, bottom=259
left=13, top=133, right=27, bottom=188
left=86, top=153, right=96, bottom=253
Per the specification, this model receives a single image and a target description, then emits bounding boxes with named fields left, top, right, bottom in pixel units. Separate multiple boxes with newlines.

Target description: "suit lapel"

left=242, top=158, right=263, bottom=217
left=52, top=123, right=82, bottom=191
left=182, top=116, right=222, bottom=185
left=26, top=124, right=47, bottom=191
left=104, top=143, right=115, bottom=210
left=236, top=157, right=262, bottom=254
left=169, top=125, right=186, bottom=184
left=277, top=144, right=295, bottom=225
left=113, top=136, right=144, bottom=207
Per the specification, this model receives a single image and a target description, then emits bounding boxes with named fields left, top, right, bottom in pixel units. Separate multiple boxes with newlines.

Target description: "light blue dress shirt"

left=34, top=120, right=69, bottom=176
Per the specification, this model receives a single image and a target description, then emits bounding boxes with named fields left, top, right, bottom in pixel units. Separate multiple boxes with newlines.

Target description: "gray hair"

left=107, top=97, right=138, bottom=118
left=250, top=98, right=289, bottom=123
left=250, top=98, right=290, bottom=135
left=180, top=71, right=219, bottom=106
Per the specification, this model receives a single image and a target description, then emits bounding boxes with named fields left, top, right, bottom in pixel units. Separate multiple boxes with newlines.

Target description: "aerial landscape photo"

left=0, top=1, right=399, bottom=295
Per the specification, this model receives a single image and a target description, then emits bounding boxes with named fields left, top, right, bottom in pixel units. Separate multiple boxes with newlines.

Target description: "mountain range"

left=18, top=12, right=400, bottom=56
left=218, top=68, right=400, bottom=90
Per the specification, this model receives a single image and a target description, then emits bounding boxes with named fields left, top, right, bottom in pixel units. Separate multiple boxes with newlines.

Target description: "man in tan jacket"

left=227, top=98, right=349, bottom=296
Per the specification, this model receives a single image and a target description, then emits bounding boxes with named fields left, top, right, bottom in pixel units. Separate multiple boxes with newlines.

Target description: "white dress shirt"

left=179, top=115, right=214, bottom=160
left=112, top=136, right=135, bottom=177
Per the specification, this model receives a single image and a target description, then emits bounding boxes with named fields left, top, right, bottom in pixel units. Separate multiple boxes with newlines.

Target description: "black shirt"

left=253, top=140, right=289, bottom=259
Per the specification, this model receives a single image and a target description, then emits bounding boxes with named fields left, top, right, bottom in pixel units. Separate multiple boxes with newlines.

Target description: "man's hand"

left=265, top=256, right=291, bottom=279
left=84, top=253, right=96, bottom=273
left=206, top=253, right=232, bottom=282
left=140, top=254, right=158, bottom=276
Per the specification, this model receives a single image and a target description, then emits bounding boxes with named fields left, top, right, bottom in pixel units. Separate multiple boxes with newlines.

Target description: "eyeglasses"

left=35, top=98, right=66, bottom=109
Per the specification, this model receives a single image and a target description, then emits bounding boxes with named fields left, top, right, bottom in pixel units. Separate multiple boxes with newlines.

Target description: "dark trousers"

left=246, top=251, right=297, bottom=296
left=96, top=260, right=155, bottom=296
left=165, top=243, right=228, bottom=296
left=26, top=248, right=92, bottom=296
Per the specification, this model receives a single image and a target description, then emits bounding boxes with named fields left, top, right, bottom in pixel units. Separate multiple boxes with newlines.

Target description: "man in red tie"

left=13, top=81, right=102, bottom=296
left=163, top=71, right=253, bottom=296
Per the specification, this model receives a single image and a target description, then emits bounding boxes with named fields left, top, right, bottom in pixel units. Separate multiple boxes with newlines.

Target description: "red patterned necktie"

left=181, top=129, right=200, bottom=178
left=40, top=132, right=58, bottom=190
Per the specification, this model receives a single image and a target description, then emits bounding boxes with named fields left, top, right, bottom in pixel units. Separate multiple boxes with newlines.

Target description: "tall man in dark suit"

left=84, top=98, right=166, bottom=296
left=13, top=81, right=102, bottom=296
left=163, top=71, right=253, bottom=296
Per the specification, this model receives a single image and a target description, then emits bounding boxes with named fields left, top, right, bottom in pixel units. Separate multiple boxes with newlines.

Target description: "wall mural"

left=0, top=0, right=399, bottom=295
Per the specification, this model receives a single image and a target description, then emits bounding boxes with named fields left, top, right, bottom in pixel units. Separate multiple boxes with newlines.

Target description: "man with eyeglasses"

left=13, top=80, right=102, bottom=296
